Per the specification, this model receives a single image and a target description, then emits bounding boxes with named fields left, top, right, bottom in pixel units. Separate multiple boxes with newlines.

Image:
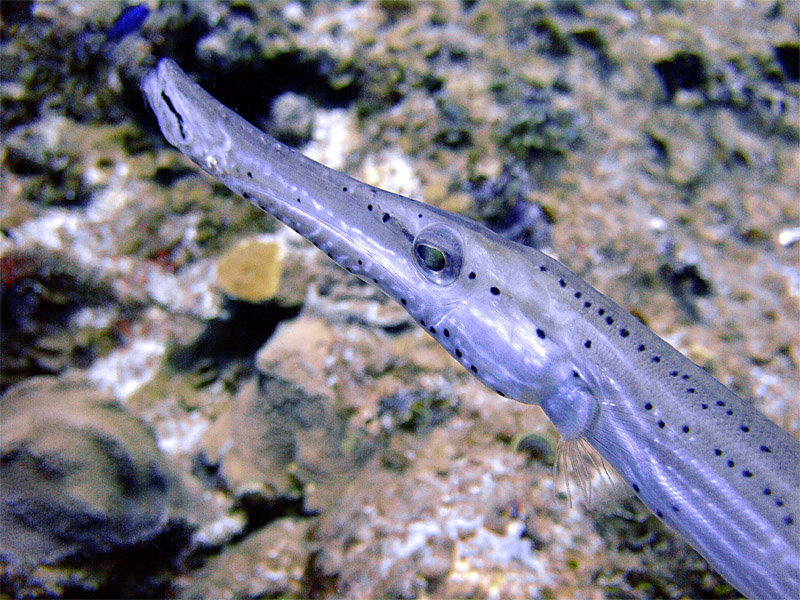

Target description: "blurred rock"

left=467, top=163, right=552, bottom=250
left=180, top=518, right=310, bottom=599
left=0, top=375, right=183, bottom=596
left=268, top=91, right=315, bottom=147
left=201, top=317, right=376, bottom=513
left=647, top=109, right=710, bottom=187
left=215, top=239, right=283, bottom=304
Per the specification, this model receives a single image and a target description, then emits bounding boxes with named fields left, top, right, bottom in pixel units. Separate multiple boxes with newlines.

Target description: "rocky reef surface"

left=1, top=1, right=798, bottom=598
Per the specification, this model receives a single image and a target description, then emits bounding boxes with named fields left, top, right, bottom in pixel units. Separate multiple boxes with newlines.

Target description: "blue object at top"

left=106, top=4, right=149, bottom=43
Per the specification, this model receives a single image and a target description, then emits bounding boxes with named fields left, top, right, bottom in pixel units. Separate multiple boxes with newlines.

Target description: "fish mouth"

left=139, top=59, right=428, bottom=301
left=140, top=60, right=201, bottom=153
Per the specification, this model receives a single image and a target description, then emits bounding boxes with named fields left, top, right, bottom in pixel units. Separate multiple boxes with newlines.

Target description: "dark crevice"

left=194, top=51, right=362, bottom=130
left=168, top=298, right=300, bottom=372
left=234, top=492, right=314, bottom=540
left=774, top=43, right=799, bottom=82
left=653, top=51, right=707, bottom=100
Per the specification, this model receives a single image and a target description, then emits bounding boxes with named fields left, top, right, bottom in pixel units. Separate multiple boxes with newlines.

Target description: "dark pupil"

left=416, top=244, right=446, bottom=271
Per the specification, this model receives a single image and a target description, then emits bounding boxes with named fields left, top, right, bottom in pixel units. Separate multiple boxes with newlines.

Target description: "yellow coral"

left=216, top=240, right=282, bottom=303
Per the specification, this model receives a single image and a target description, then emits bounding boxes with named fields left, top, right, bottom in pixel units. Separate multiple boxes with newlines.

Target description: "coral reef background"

left=1, top=1, right=798, bottom=598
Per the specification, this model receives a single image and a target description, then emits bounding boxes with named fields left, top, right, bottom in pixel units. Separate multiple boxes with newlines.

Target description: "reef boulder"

left=1, top=375, right=179, bottom=594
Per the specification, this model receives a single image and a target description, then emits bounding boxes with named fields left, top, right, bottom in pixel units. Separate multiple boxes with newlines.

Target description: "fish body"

left=141, top=58, right=800, bottom=599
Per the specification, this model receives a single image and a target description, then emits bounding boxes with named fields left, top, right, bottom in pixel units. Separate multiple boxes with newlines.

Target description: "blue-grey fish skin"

left=141, top=58, right=800, bottom=599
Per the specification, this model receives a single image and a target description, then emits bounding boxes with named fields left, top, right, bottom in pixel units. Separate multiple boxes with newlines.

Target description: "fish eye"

left=415, top=244, right=446, bottom=271
left=412, top=224, right=462, bottom=285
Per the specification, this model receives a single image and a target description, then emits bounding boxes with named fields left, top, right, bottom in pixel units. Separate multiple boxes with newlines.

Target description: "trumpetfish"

left=141, top=58, right=799, bottom=599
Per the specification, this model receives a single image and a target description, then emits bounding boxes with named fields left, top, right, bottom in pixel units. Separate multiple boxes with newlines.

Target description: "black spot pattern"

left=512, top=249, right=797, bottom=535
left=167, top=66, right=800, bottom=550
